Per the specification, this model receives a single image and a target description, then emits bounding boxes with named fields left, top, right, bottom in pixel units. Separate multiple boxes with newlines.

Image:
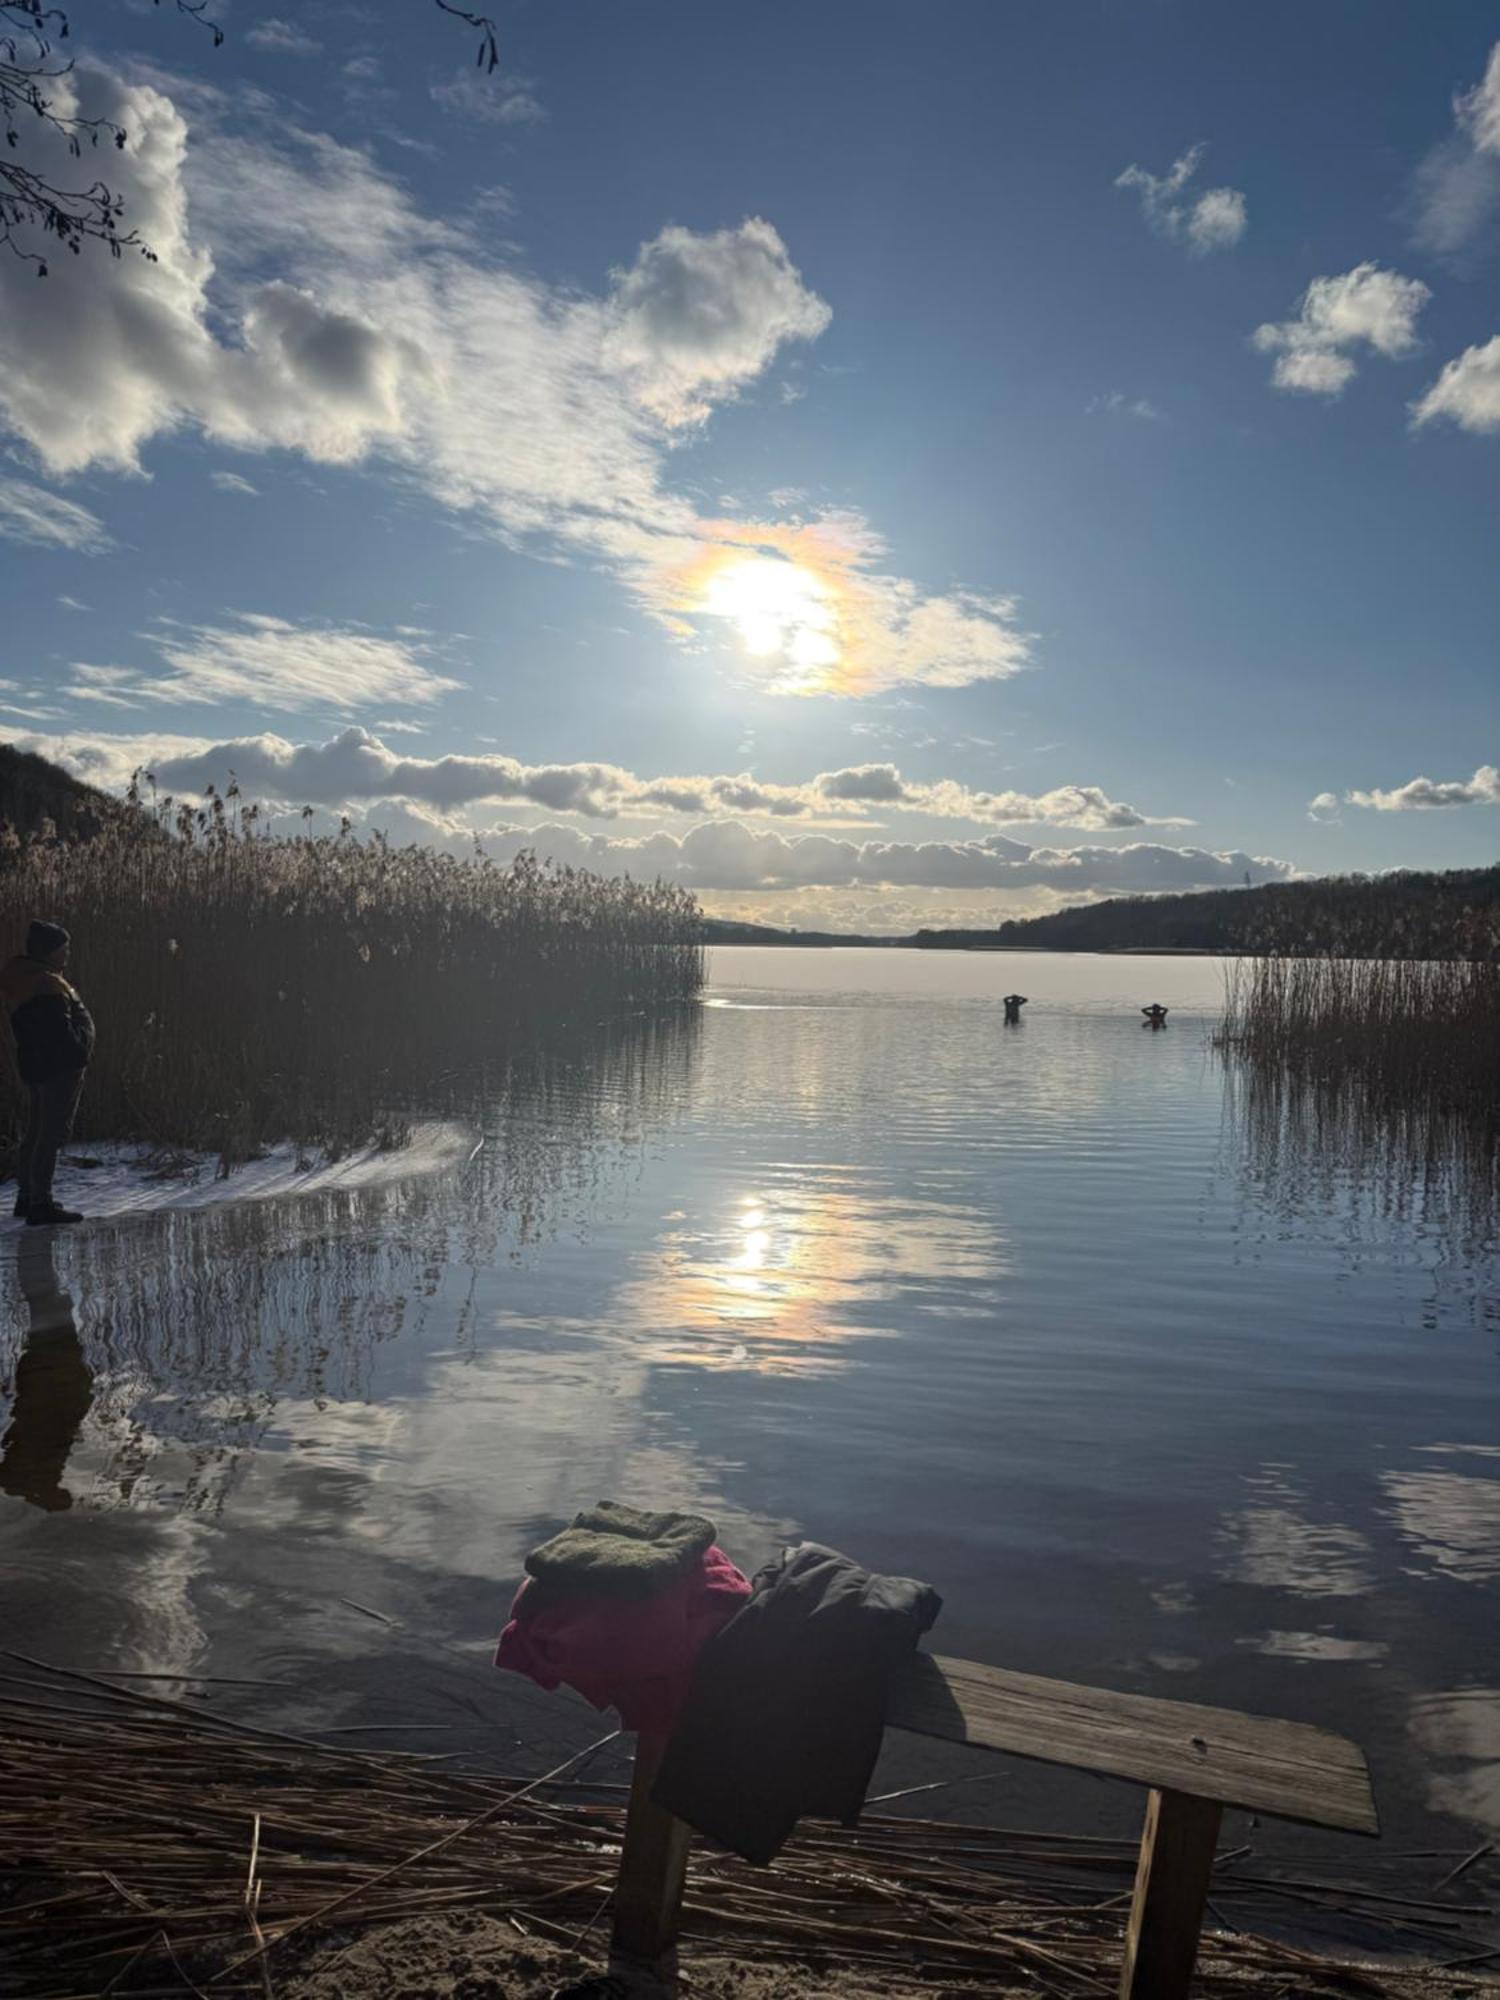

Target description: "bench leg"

left=1119, top=1787, right=1222, bottom=2000
left=610, top=1735, right=692, bottom=1980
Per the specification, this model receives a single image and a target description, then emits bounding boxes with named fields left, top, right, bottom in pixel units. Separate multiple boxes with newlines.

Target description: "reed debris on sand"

left=2, top=1660, right=1498, bottom=1999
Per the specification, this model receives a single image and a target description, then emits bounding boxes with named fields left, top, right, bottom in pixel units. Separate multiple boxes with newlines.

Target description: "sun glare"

left=698, top=554, right=840, bottom=688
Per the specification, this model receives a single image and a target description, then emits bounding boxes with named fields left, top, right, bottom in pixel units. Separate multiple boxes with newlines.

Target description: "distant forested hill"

left=0, top=742, right=126, bottom=843
left=916, top=866, right=1500, bottom=960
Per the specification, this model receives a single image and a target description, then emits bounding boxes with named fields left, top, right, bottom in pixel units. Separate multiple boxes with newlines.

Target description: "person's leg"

left=30, top=1075, right=80, bottom=1210
left=16, top=1083, right=42, bottom=1213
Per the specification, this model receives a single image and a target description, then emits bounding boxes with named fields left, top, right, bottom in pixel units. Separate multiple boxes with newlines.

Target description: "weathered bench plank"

left=888, top=1651, right=1378, bottom=1836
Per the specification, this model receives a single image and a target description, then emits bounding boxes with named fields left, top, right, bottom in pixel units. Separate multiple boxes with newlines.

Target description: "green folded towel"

left=524, top=1501, right=718, bottom=1599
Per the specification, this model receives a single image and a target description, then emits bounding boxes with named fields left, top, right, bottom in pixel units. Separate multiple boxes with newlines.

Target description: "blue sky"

left=1, top=0, right=1497, bottom=929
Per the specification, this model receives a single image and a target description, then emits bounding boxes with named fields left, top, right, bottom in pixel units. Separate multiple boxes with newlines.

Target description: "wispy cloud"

left=1086, top=391, right=1164, bottom=421
left=0, top=65, right=1020, bottom=699
left=1253, top=264, right=1430, bottom=396
left=65, top=617, right=462, bottom=716
left=0, top=478, right=112, bottom=553
left=1115, top=144, right=1247, bottom=254
left=210, top=469, right=260, bottom=496
left=429, top=71, right=545, bottom=125
left=245, top=18, right=323, bottom=56
left=1411, top=40, right=1500, bottom=258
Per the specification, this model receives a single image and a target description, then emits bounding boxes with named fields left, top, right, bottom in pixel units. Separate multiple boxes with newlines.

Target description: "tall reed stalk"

left=0, top=794, right=704, bottom=1159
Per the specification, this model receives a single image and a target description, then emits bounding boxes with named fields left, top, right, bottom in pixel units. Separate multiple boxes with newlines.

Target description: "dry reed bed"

left=1216, top=955, right=1500, bottom=1114
left=2, top=1658, right=1497, bottom=1999
left=0, top=803, right=703, bottom=1157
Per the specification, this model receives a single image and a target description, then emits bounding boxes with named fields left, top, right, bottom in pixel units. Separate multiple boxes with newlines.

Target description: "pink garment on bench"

left=495, top=1545, right=751, bottom=1738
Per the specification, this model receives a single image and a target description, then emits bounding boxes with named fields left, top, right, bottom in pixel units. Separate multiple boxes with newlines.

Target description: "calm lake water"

left=2, top=947, right=1498, bottom=1866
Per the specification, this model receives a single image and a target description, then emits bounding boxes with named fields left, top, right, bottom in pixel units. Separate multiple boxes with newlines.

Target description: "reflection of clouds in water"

left=1219, top=1464, right=1375, bottom=1598
left=1410, top=1687, right=1500, bottom=1837
left=610, top=1173, right=1006, bottom=1375
left=0, top=1014, right=704, bottom=1519
left=1238, top=1629, right=1388, bottom=1663
left=226, top=1341, right=793, bottom=1592
left=1383, top=1455, right=1500, bottom=1584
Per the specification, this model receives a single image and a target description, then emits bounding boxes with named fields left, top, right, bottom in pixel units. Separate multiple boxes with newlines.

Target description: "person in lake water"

left=1002, top=993, right=1028, bottom=1024
left=1141, top=1003, right=1169, bottom=1029
left=1, top=922, right=95, bottom=1227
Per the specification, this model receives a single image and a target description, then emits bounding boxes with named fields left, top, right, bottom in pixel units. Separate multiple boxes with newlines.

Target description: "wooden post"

left=610, top=1735, right=691, bottom=1979
left=1119, top=1787, right=1222, bottom=2000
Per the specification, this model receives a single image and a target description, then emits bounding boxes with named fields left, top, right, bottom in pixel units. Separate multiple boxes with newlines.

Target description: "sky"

left=0, top=0, right=1498, bottom=933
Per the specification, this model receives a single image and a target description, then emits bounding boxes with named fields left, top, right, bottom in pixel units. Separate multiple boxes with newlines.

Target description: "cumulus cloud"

left=1412, top=41, right=1500, bottom=257
left=64, top=617, right=461, bottom=716
left=0, top=63, right=1008, bottom=696
left=436, top=820, right=1295, bottom=898
left=13, top=724, right=1190, bottom=832
left=1115, top=145, right=1247, bottom=254
left=602, top=218, right=831, bottom=426
left=1253, top=264, right=1431, bottom=396
left=0, top=479, right=112, bottom=553
left=1342, top=765, right=1500, bottom=811
left=1306, top=791, right=1341, bottom=823
left=1412, top=334, right=1500, bottom=434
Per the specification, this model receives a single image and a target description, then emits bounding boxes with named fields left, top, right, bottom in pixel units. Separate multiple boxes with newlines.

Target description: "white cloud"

left=245, top=18, right=323, bottom=56
left=443, top=820, right=1295, bottom=898
left=602, top=218, right=831, bottom=427
left=13, top=724, right=1190, bottom=832
left=1086, top=392, right=1164, bottom=421
left=64, top=617, right=462, bottom=716
left=210, top=469, right=259, bottom=495
left=1186, top=185, right=1248, bottom=253
left=1342, top=765, right=1500, bottom=811
left=429, top=72, right=545, bottom=125
left=1306, top=791, right=1341, bottom=823
left=1412, top=43, right=1500, bottom=256
left=1412, top=334, right=1500, bottom=434
left=1253, top=264, right=1431, bottom=396
left=1459, top=40, right=1500, bottom=153
left=0, top=478, right=113, bottom=553
left=1115, top=144, right=1248, bottom=254
left=0, top=64, right=1020, bottom=699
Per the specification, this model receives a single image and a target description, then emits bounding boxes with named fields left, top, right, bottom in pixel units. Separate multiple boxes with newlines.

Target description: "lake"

left=2, top=947, right=1497, bottom=1863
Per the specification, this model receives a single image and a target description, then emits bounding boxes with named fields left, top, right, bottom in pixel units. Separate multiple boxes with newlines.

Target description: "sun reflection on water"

left=618, top=1177, right=1006, bottom=1376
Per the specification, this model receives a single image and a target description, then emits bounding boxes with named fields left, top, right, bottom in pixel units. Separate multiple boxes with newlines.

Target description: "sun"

left=697, top=554, right=840, bottom=686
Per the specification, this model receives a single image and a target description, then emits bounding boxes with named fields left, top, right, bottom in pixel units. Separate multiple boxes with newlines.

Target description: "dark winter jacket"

left=0, top=957, right=95, bottom=1084
left=651, top=1542, right=941, bottom=1864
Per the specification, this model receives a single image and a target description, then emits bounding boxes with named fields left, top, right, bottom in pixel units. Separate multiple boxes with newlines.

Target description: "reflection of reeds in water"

left=0, top=802, right=704, bottom=1156
left=0, top=1009, right=702, bottom=1514
left=1216, top=956, right=1500, bottom=1251
left=1220, top=1056, right=1500, bottom=1258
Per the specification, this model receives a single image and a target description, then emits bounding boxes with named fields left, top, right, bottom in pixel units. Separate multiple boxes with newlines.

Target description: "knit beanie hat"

left=26, top=920, right=69, bottom=960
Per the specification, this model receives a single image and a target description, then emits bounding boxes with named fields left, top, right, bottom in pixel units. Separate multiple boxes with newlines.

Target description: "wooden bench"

left=610, top=1650, right=1378, bottom=2000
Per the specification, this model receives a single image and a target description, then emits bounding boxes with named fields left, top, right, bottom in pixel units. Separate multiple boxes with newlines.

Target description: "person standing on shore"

left=1, top=922, right=94, bottom=1227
